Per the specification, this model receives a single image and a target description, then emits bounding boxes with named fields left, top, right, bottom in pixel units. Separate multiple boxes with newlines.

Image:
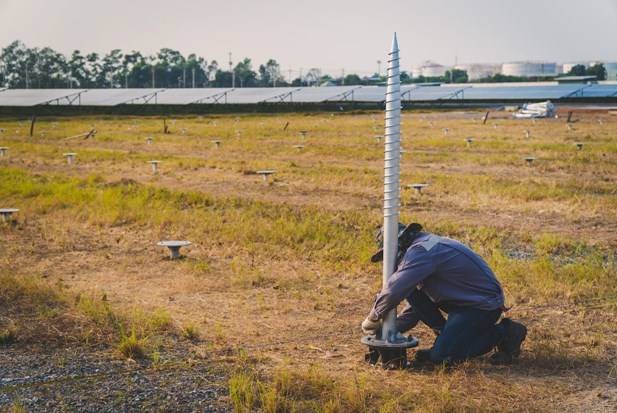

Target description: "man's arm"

left=368, top=246, right=436, bottom=321
left=395, top=304, right=420, bottom=333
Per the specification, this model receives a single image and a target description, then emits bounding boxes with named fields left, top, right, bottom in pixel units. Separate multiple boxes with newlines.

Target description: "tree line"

left=3, top=40, right=605, bottom=89
left=0, top=40, right=452, bottom=89
left=0, top=40, right=396, bottom=89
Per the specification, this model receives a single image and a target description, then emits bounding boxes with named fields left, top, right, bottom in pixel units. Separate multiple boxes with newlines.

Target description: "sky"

left=1, top=0, right=616, bottom=77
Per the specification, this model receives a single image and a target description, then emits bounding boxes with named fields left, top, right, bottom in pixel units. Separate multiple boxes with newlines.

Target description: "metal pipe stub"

left=361, top=335, right=418, bottom=369
left=157, top=240, right=191, bottom=260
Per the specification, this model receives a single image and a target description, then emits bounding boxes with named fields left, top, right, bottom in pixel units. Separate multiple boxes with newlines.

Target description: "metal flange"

left=361, top=334, right=419, bottom=369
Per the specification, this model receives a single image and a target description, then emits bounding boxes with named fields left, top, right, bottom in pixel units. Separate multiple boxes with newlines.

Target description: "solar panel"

left=403, top=86, right=469, bottom=101
left=350, top=86, right=387, bottom=102
left=462, top=85, right=584, bottom=100
left=156, top=88, right=233, bottom=104
left=224, top=87, right=300, bottom=104
left=0, top=89, right=86, bottom=106
left=78, top=89, right=164, bottom=106
left=575, top=84, right=617, bottom=98
left=290, top=86, right=360, bottom=102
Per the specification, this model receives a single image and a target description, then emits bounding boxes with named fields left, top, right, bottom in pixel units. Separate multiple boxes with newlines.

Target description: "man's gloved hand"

left=361, top=316, right=381, bottom=336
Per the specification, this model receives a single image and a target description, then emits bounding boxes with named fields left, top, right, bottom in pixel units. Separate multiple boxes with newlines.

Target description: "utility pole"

left=192, top=68, right=195, bottom=88
left=25, top=65, right=29, bottom=89
left=377, top=60, right=382, bottom=77
left=288, top=67, right=292, bottom=84
left=299, top=68, right=303, bottom=86
left=125, top=71, right=128, bottom=88
left=228, top=52, right=235, bottom=88
left=152, top=66, right=155, bottom=88
left=183, top=67, right=186, bottom=88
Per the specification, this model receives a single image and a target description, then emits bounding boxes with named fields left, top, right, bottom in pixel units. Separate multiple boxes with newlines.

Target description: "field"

left=0, top=108, right=616, bottom=412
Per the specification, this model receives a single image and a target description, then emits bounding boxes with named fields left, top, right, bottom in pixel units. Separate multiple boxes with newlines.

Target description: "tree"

left=214, top=70, right=233, bottom=87
left=586, top=64, right=606, bottom=81
left=68, top=50, right=88, bottom=87
left=206, top=60, right=219, bottom=83
left=122, top=51, right=147, bottom=88
left=234, top=58, right=257, bottom=87
left=258, top=59, right=282, bottom=87
left=444, top=69, right=468, bottom=83
left=155, top=48, right=186, bottom=88
left=304, top=68, right=322, bottom=86
left=0, top=41, right=37, bottom=88
left=400, top=71, right=412, bottom=84
left=85, top=52, right=104, bottom=87
left=567, top=64, right=586, bottom=76
left=343, top=73, right=362, bottom=85
left=186, top=53, right=208, bottom=87
left=102, top=49, right=124, bottom=88
left=34, top=47, right=69, bottom=88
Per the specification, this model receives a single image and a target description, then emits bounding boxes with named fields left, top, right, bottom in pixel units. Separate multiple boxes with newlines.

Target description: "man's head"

left=370, top=222, right=423, bottom=264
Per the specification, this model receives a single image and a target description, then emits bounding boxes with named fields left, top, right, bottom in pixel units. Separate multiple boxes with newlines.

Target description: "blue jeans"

left=407, top=289, right=505, bottom=363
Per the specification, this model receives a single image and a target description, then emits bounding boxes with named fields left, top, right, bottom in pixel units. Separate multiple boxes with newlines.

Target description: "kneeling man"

left=362, top=226, right=527, bottom=364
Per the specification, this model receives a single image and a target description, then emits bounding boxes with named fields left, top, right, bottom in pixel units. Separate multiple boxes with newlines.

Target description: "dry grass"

left=0, top=110, right=616, bottom=411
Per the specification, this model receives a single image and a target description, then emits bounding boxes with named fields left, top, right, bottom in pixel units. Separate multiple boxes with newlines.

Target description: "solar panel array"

left=1, top=84, right=616, bottom=107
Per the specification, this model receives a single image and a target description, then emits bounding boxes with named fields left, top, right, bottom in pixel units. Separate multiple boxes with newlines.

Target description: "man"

left=362, top=225, right=527, bottom=365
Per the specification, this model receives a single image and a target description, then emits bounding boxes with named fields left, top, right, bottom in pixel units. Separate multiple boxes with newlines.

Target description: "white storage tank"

left=410, top=66, right=423, bottom=79
left=420, top=61, right=447, bottom=78
left=502, top=62, right=558, bottom=77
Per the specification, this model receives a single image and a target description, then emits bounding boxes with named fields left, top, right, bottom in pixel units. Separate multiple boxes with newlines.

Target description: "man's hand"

left=361, top=316, right=381, bottom=336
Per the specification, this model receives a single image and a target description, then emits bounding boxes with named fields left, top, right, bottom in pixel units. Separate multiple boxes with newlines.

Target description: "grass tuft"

left=181, top=323, right=200, bottom=341
left=117, top=327, right=148, bottom=360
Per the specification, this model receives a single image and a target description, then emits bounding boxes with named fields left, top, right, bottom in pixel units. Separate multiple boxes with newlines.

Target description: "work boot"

left=497, top=318, right=527, bottom=357
left=489, top=350, right=513, bottom=365
left=414, top=349, right=432, bottom=363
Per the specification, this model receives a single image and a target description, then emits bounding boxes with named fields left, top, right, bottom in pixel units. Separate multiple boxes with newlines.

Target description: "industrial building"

left=501, top=62, right=558, bottom=77
left=454, top=63, right=501, bottom=81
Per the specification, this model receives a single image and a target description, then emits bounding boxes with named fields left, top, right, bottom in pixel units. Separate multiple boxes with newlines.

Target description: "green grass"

left=0, top=166, right=376, bottom=269
left=1, top=166, right=615, bottom=304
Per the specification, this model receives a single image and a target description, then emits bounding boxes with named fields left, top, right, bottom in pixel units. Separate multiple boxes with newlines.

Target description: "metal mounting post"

left=361, top=34, right=418, bottom=369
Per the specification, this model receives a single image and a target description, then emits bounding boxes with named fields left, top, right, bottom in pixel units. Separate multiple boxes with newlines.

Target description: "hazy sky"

left=1, top=0, right=616, bottom=76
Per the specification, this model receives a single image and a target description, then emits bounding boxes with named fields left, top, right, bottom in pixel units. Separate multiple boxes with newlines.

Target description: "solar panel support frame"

left=564, top=84, right=593, bottom=98
left=191, top=90, right=232, bottom=104
left=262, top=88, right=301, bottom=103
left=42, top=90, right=85, bottom=106
left=122, top=89, right=165, bottom=105
left=440, top=86, right=472, bottom=101
left=326, top=86, right=362, bottom=102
